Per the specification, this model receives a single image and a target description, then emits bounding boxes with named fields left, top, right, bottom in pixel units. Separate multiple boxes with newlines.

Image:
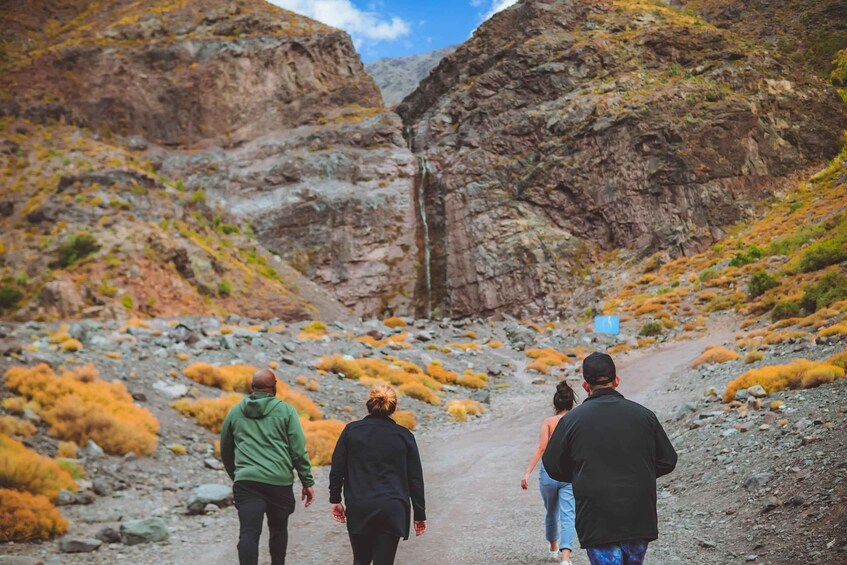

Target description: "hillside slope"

left=366, top=46, right=458, bottom=107
left=398, top=0, right=847, bottom=318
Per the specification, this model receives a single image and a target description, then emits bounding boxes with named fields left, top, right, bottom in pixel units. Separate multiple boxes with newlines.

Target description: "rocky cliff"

left=366, top=46, right=458, bottom=107
left=398, top=0, right=847, bottom=317
left=676, top=0, right=847, bottom=79
left=1, top=0, right=421, bottom=319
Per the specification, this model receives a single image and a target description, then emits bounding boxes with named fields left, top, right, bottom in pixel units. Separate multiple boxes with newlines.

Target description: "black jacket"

left=542, top=388, right=677, bottom=548
left=329, top=414, right=426, bottom=539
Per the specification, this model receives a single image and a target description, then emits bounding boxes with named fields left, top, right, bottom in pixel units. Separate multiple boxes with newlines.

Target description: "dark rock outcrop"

left=398, top=0, right=847, bottom=317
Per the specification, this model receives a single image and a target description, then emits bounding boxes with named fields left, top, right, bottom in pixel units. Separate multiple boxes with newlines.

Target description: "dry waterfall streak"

left=417, top=157, right=433, bottom=319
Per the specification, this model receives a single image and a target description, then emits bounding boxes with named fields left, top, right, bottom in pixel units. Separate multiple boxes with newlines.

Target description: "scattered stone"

left=59, top=537, right=102, bottom=553
left=762, top=496, right=779, bottom=512
left=94, top=526, right=122, bottom=544
left=56, top=489, right=76, bottom=506
left=282, top=355, right=296, bottom=365
left=746, top=385, right=768, bottom=398
left=785, top=495, right=805, bottom=507
left=85, top=439, right=105, bottom=458
left=120, top=517, right=170, bottom=545
left=75, top=490, right=97, bottom=505
left=745, top=555, right=758, bottom=562
left=153, top=380, right=189, bottom=399
left=734, top=389, right=749, bottom=401
left=700, top=540, right=717, bottom=549
left=744, top=473, right=772, bottom=491
left=187, top=484, right=234, bottom=514
left=93, top=478, right=112, bottom=496
left=204, top=503, right=221, bottom=515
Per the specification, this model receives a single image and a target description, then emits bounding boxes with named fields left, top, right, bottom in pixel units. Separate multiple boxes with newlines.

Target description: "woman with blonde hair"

left=521, top=380, right=578, bottom=565
left=329, top=384, right=427, bottom=565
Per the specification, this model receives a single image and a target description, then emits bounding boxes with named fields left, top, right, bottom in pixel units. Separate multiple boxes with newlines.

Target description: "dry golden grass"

left=762, top=330, right=808, bottom=345
left=0, top=489, right=68, bottom=542
left=827, top=349, right=847, bottom=369
left=277, top=381, right=323, bottom=421
left=383, top=317, right=407, bottom=328
left=398, top=383, right=441, bottom=405
left=691, top=346, right=740, bottom=368
left=0, top=416, right=36, bottom=438
left=0, top=434, right=77, bottom=501
left=723, top=359, right=846, bottom=402
left=427, top=364, right=458, bottom=384
left=744, top=351, right=765, bottom=364
left=183, top=363, right=256, bottom=392
left=819, top=323, right=847, bottom=338
left=169, top=443, right=187, bottom=456
left=305, top=379, right=320, bottom=392
left=442, top=342, right=481, bottom=352
left=298, top=321, right=328, bottom=340
left=59, top=339, right=82, bottom=352
left=391, top=410, right=416, bottom=430
left=300, top=419, right=345, bottom=466
left=486, top=340, right=503, bottom=349
left=607, top=344, right=631, bottom=355
left=446, top=399, right=486, bottom=422
left=318, top=355, right=446, bottom=394
left=172, top=394, right=242, bottom=433
left=457, top=370, right=488, bottom=389
left=4, top=364, right=159, bottom=455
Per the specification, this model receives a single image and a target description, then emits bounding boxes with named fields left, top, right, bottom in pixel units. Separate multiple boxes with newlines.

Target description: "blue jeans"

left=586, top=541, right=649, bottom=565
left=539, top=463, right=576, bottom=551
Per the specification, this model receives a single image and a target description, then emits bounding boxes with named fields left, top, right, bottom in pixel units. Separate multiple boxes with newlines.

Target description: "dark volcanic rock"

left=398, top=0, right=847, bottom=317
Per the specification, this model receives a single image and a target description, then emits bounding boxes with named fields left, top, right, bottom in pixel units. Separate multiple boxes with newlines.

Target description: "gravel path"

left=206, top=331, right=730, bottom=565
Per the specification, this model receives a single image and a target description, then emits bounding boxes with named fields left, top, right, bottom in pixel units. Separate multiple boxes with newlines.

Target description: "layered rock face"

left=3, top=0, right=420, bottom=318
left=398, top=0, right=847, bottom=317
left=675, top=0, right=847, bottom=78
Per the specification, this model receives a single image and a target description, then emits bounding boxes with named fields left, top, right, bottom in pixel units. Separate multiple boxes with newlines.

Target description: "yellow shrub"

left=268, top=325, right=286, bottom=333
left=359, top=376, right=389, bottom=388
left=526, top=348, right=570, bottom=367
left=744, top=351, right=765, bottom=364
left=0, top=434, right=77, bottom=500
left=446, top=399, right=486, bottom=422
left=800, top=364, right=845, bottom=388
left=4, top=364, right=159, bottom=456
left=740, top=319, right=757, bottom=329
left=442, top=342, right=481, bottom=352
left=183, top=363, right=257, bottom=392
left=763, top=331, right=808, bottom=345
left=56, top=441, right=78, bottom=459
left=105, top=352, right=122, bottom=360
left=316, top=355, right=364, bottom=380
left=634, top=303, right=662, bottom=316
left=0, top=489, right=68, bottom=542
left=169, top=443, right=187, bottom=456
left=723, top=359, right=845, bottom=402
left=486, top=340, right=503, bottom=349
left=383, top=317, right=407, bottom=328
left=457, top=370, right=488, bottom=389
left=527, top=361, right=550, bottom=374
left=391, top=410, right=417, bottom=430
left=172, top=394, right=242, bottom=433
left=464, top=330, right=478, bottom=339
left=427, top=364, right=458, bottom=384
left=819, top=323, right=847, bottom=338
left=607, top=344, right=631, bottom=355
left=305, top=379, right=320, bottom=392
left=298, top=321, right=327, bottom=339
left=300, top=419, right=345, bottom=466
left=295, top=375, right=308, bottom=386
left=398, top=383, right=440, bottom=405
left=177, top=353, right=190, bottom=362
left=277, top=381, right=323, bottom=421
left=691, top=346, right=740, bottom=368
left=60, top=339, right=82, bottom=352
left=0, top=416, right=36, bottom=438
left=828, top=349, right=847, bottom=369
left=47, top=327, right=71, bottom=344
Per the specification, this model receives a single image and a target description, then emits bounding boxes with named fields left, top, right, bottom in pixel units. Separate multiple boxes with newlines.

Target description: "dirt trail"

left=209, top=329, right=733, bottom=564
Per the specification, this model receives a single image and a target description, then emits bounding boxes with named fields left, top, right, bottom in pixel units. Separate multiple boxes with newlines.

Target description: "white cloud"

left=270, top=0, right=411, bottom=43
left=482, top=0, right=520, bottom=20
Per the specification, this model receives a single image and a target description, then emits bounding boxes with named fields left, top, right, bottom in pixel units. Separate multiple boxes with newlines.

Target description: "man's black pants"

left=233, top=480, right=295, bottom=565
left=349, top=530, right=401, bottom=565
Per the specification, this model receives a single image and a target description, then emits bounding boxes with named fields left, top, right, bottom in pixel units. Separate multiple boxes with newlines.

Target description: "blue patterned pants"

left=586, top=541, right=649, bottom=565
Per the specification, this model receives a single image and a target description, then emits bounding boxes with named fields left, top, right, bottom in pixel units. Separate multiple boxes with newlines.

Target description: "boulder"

left=59, top=537, right=102, bottom=553
left=120, top=517, right=169, bottom=545
left=187, top=484, right=234, bottom=515
left=153, top=380, right=189, bottom=399
left=94, top=526, right=121, bottom=544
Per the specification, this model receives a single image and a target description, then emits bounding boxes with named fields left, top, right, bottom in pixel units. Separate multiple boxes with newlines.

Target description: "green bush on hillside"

left=801, top=272, right=847, bottom=313
left=771, top=300, right=801, bottom=322
left=639, top=321, right=663, bottom=337
left=798, top=239, right=847, bottom=272
left=57, top=233, right=100, bottom=267
left=832, top=48, right=847, bottom=86
left=698, top=268, right=718, bottom=283
left=0, top=286, right=23, bottom=310
left=748, top=270, right=779, bottom=298
left=218, top=281, right=232, bottom=296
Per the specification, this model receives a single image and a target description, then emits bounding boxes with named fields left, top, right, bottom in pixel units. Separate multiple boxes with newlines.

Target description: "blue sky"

left=269, top=0, right=519, bottom=62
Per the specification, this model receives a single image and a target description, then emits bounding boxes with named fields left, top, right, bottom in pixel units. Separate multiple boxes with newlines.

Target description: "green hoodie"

left=220, top=392, right=314, bottom=487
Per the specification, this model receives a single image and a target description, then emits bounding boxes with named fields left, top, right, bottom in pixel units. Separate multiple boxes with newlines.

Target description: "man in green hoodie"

left=220, top=368, right=315, bottom=565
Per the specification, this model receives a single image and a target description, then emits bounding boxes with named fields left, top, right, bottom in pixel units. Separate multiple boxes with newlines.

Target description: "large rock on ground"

left=398, top=0, right=847, bottom=317
left=59, top=537, right=102, bottom=553
left=187, top=484, right=234, bottom=515
left=119, top=517, right=169, bottom=545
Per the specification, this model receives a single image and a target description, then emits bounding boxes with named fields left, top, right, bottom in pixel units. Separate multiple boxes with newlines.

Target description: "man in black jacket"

left=542, top=352, right=677, bottom=565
